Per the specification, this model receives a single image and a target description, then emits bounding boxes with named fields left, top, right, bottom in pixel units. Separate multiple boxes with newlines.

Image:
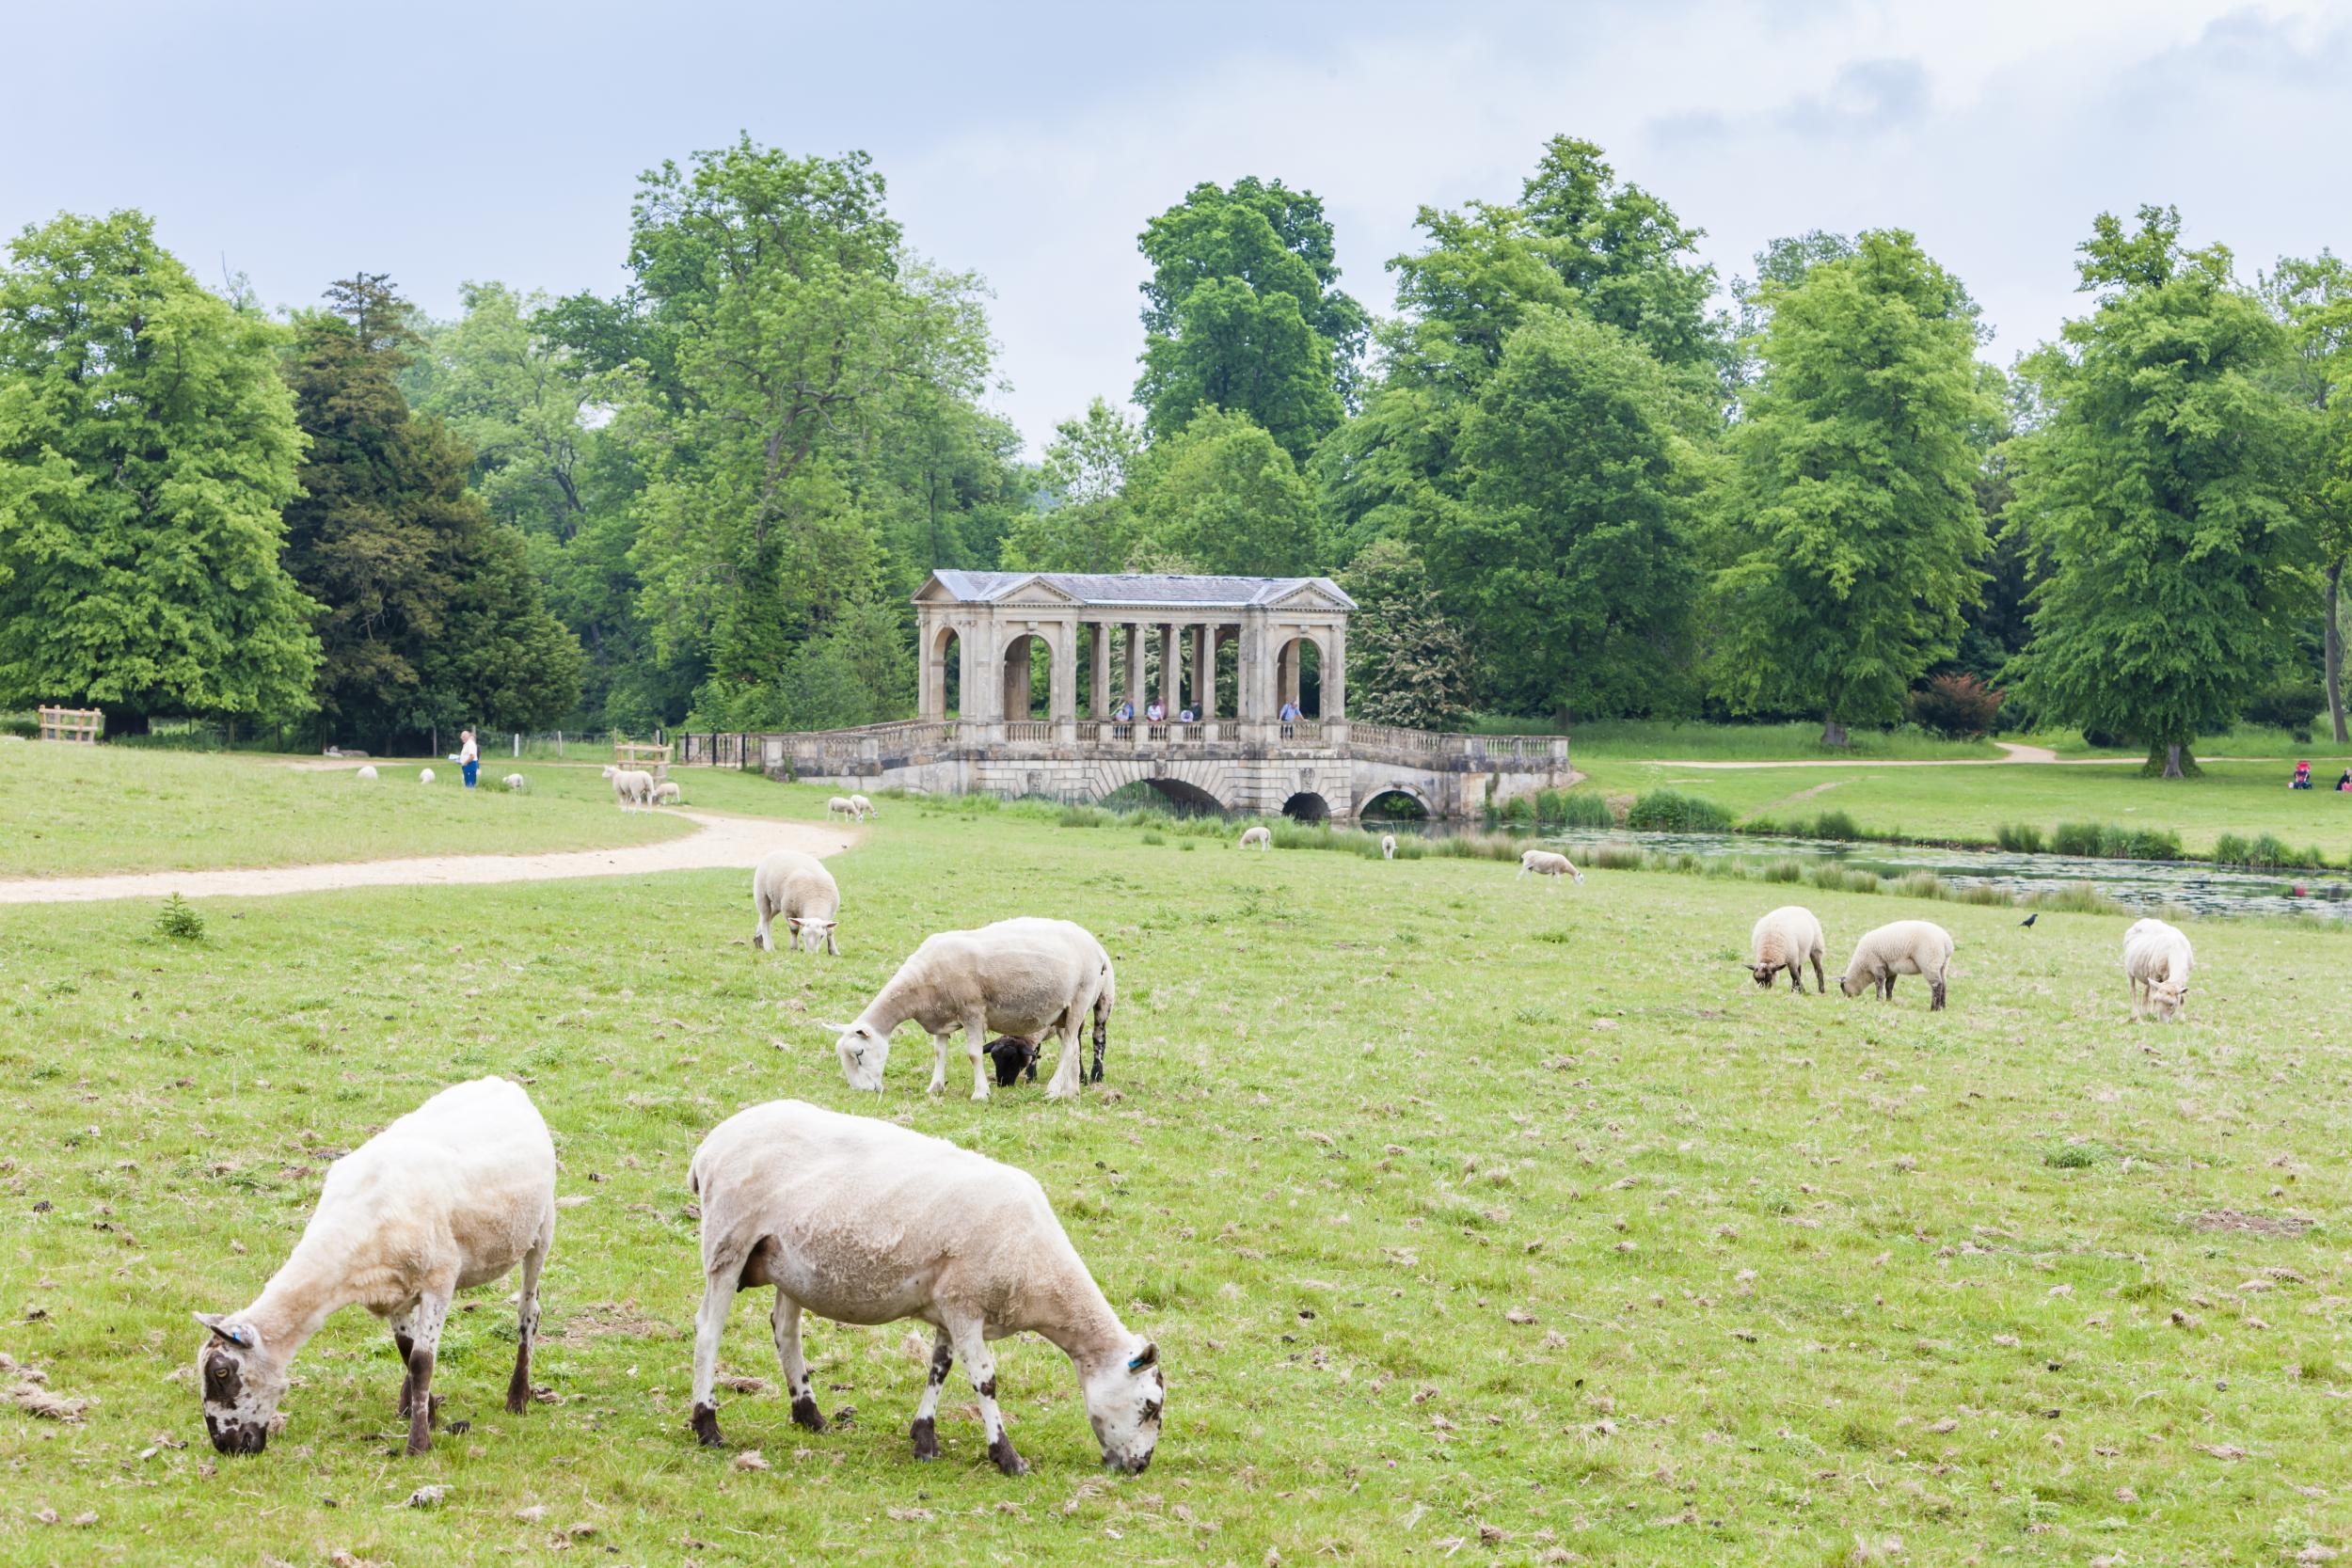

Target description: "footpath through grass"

left=3, top=782, right=2348, bottom=1564
left=0, top=747, right=729, bottom=879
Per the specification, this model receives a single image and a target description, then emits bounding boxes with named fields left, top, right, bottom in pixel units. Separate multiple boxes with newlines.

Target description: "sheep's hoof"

left=910, top=1417, right=939, bottom=1460
left=989, top=1433, right=1027, bottom=1476
left=691, top=1403, right=724, bottom=1448
left=790, top=1395, right=828, bottom=1433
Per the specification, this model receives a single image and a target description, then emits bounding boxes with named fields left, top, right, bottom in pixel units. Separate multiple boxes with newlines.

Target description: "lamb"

left=192, top=1077, right=555, bottom=1458
left=1238, top=825, right=1271, bottom=851
left=419, top=768, right=436, bottom=785
left=752, top=848, right=842, bottom=956
left=2122, top=917, right=2194, bottom=1022
left=1518, top=848, right=1584, bottom=885
left=687, top=1099, right=1164, bottom=1476
left=602, top=765, right=655, bottom=811
left=355, top=766, right=379, bottom=784
left=1749, top=905, right=1827, bottom=993
left=850, top=793, right=876, bottom=819
left=653, top=781, right=683, bottom=806
left=821, top=917, right=1115, bottom=1101
left=827, top=796, right=859, bottom=822
left=1839, top=920, right=1955, bottom=1010
left=1381, top=833, right=1397, bottom=861
left=501, top=772, right=527, bottom=792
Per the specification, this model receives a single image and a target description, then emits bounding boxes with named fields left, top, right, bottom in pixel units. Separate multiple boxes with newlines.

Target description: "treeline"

left=3, top=136, right=2346, bottom=769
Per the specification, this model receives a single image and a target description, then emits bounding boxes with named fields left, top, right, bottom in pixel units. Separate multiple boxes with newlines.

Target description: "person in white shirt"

left=459, top=728, right=480, bottom=789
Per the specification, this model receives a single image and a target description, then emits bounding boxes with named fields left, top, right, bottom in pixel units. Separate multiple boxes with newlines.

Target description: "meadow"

left=3, top=766, right=2350, bottom=1565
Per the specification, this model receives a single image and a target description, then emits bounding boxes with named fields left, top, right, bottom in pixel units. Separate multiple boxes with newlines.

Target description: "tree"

left=2264, top=252, right=2352, bottom=741
left=0, top=211, right=318, bottom=729
left=281, top=273, right=580, bottom=745
left=1438, top=311, right=1709, bottom=721
left=1709, top=230, right=1996, bottom=746
left=1131, top=407, right=1319, bottom=576
left=1136, top=177, right=1366, bottom=459
left=1335, top=537, right=1470, bottom=728
left=1001, top=398, right=1146, bottom=572
left=2005, top=208, right=2309, bottom=777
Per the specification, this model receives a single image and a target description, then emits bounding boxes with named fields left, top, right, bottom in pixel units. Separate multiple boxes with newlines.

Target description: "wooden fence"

left=613, top=738, right=672, bottom=779
left=37, top=706, right=103, bottom=744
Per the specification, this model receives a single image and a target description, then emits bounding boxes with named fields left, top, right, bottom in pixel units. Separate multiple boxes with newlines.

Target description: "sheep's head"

left=2149, top=977, right=2187, bottom=1019
left=821, top=1020, right=889, bottom=1092
left=193, top=1313, right=285, bottom=1455
left=599, top=765, right=617, bottom=779
left=988, top=1035, right=1041, bottom=1087
left=787, top=917, right=835, bottom=955
left=1838, top=971, right=1868, bottom=998
left=1084, top=1338, right=1164, bottom=1475
left=1748, top=962, right=1780, bottom=988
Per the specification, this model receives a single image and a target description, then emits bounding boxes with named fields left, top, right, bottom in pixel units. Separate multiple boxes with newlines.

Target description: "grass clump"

left=1994, top=822, right=2045, bottom=853
left=153, top=893, right=205, bottom=941
left=2050, top=821, right=2184, bottom=862
left=1626, top=788, right=1735, bottom=832
left=1808, top=864, right=1882, bottom=895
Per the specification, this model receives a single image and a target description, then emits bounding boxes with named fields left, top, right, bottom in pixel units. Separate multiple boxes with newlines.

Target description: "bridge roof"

left=918, top=570, right=1354, bottom=612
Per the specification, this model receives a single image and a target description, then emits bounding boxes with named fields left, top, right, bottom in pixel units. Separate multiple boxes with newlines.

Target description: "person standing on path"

left=459, top=728, right=479, bottom=790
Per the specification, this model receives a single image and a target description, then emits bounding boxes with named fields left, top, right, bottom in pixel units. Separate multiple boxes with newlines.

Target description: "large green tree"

left=2265, top=252, right=2352, bottom=742
left=2005, top=207, right=2308, bottom=776
left=1334, top=537, right=1470, bottom=729
left=0, top=211, right=318, bottom=729
left=1437, top=311, right=1710, bottom=721
left=1136, top=177, right=1366, bottom=460
left=1131, top=406, right=1319, bottom=577
left=1002, top=398, right=1147, bottom=573
left=281, top=273, right=580, bottom=745
left=1709, top=230, right=1995, bottom=746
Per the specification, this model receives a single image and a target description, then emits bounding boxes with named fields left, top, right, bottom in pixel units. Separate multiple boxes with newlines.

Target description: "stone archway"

left=1282, top=791, right=1331, bottom=822
left=930, top=624, right=962, bottom=720
left=1000, top=631, right=1056, bottom=721
left=1273, top=634, right=1326, bottom=719
left=1359, top=785, right=1429, bottom=820
left=1140, top=777, right=1224, bottom=815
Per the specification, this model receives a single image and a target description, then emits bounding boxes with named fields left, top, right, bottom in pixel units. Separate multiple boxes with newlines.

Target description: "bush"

left=1906, top=673, right=2005, bottom=737
left=2216, top=832, right=2302, bottom=870
left=1891, top=871, right=1945, bottom=900
left=2242, top=681, right=2326, bottom=741
left=1626, top=789, right=1734, bottom=832
left=154, top=894, right=205, bottom=942
left=1761, top=859, right=1806, bottom=883
left=1807, top=864, right=1882, bottom=895
left=1501, top=795, right=1536, bottom=824
left=2049, top=820, right=2176, bottom=860
left=1589, top=843, right=1648, bottom=871
left=1994, top=822, right=2045, bottom=853
left=1805, top=809, right=1863, bottom=842
left=0, top=715, right=37, bottom=739
left=1551, top=791, right=1614, bottom=829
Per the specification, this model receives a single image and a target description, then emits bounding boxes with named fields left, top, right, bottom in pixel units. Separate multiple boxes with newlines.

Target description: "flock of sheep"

left=194, top=789, right=2198, bottom=1481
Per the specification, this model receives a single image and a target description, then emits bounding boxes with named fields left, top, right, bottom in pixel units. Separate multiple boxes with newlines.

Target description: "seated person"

left=2338, top=768, right=2352, bottom=793
left=1145, top=700, right=1166, bottom=722
left=1178, top=706, right=1196, bottom=723
left=1114, top=699, right=1134, bottom=721
left=2292, top=759, right=2313, bottom=789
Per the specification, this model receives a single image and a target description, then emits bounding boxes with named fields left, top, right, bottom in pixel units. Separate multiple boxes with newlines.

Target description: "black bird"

left=2020, top=912, right=2039, bottom=927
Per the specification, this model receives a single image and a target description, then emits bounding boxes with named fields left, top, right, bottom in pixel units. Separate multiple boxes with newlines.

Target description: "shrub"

left=0, top=715, right=37, bottom=739
left=154, top=894, right=205, bottom=942
left=1994, top=822, right=2045, bottom=854
left=1891, top=871, right=1945, bottom=900
left=1552, top=791, right=1614, bottom=829
left=1807, top=864, right=1881, bottom=895
left=1906, top=673, right=2004, bottom=737
left=1806, top=809, right=1863, bottom=841
left=1589, top=843, right=1648, bottom=871
left=2241, top=681, right=2326, bottom=741
left=1761, top=859, right=1805, bottom=883
left=1626, top=789, right=1734, bottom=832
left=2049, top=820, right=2102, bottom=857
left=2216, top=832, right=2300, bottom=870
left=1502, top=795, right=1535, bottom=824
left=1057, top=805, right=1114, bottom=828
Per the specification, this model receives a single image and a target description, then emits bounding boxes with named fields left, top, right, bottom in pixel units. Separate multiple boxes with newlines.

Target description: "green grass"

left=3, top=777, right=2349, bottom=1563
left=1577, top=754, right=2352, bottom=860
left=1478, top=717, right=2006, bottom=761
left=0, top=745, right=758, bottom=878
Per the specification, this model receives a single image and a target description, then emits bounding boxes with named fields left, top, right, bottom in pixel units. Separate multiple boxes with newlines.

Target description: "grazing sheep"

left=355, top=766, right=379, bottom=784
left=1749, top=905, right=1827, bottom=994
left=820, top=917, right=1115, bottom=1101
left=1238, top=825, right=1272, bottom=851
left=987, top=1034, right=1041, bottom=1087
left=1380, top=833, right=1397, bottom=861
left=752, top=848, right=842, bottom=956
left=419, top=768, right=436, bottom=785
left=501, top=773, right=527, bottom=792
left=653, top=781, right=683, bottom=806
left=1839, top=920, right=1955, bottom=1010
left=850, top=793, right=876, bottom=819
left=193, top=1077, right=554, bottom=1458
left=2123, top=917, right=2194, bottom=1022
left=687, top=1100, right=1164, bottom=1476
left=826, top=796, right=859, bottom=822
left=1518, top=848, right=1583, bottom=885
left=602, top=765, right=655, bottom=812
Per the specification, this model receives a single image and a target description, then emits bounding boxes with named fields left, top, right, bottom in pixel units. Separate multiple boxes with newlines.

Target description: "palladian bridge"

left=678, top=571, right=1572, bottom=820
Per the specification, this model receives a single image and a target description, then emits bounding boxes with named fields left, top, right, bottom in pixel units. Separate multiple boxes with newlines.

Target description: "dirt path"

left=1648, top=740, right=2136, bottom=770
left=0, top=811, right=857, bottom=905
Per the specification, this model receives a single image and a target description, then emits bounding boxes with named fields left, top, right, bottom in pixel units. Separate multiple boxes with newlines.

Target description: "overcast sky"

left=8, top=1, right=2350, bottom=451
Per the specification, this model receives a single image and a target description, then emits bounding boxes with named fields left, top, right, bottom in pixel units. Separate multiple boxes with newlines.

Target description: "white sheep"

left=686, top=1099, right=1164, bottom=1476
left=826, top=796, right=859, bottom=821
left=192, top=1077, right=555, bottom=1458
left=753, top=848, right=841, bottom=955
left=419, top=767, right=436, bottom=785
left=355, top=766, right=379, bottom=784
left=653, top=781, right=683, bottom=806
left=1518, top=848, right=1584, bottom=885
left=501, top=772, right=527, bottom=792
left=2122, top=917, right=2194, bottom=1022
left=602, top=765, right=655, bottom=812
left=850, top=793, right=876, bottom=819
left=1749, top=905, right=1827, bottom=993
left=1238, top=825, right=1271, bottom=851
left=1839, top=919, right=1955, bottom=1010
left=1381, top=833, right=1397, bottom=861
left=821, top=916, right=1115, bottom=1101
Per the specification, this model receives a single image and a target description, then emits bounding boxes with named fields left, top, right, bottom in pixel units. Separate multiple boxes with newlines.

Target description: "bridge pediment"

left=1262, top=581, right=1352, bottom=614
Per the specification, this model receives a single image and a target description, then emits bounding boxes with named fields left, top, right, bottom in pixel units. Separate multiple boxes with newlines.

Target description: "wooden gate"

left=38, top=706, right=103, bottom=744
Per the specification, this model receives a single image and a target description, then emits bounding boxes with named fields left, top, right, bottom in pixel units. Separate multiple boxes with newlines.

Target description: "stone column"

left=1201, top=626, right=1219, bottom=720
left=1283, top=639, right=1303, bottom=713
left=1125, top=624, right=1145, bottom=716
left=1090, top=623, right=1110, bottom=719
left=1053, top=625, right=1078, bottom=743
left=1159, top=622, right=1179, bottom=716
left=1324, top=624, right=1346, bottom=722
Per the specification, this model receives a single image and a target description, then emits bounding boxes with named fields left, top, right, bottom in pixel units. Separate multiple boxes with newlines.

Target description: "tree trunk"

left=2162, top=742, right=2185, bottom=780
left=2328, top=560, right=2347, bottom=745
left=1820, top=717, right=1850, bottom=749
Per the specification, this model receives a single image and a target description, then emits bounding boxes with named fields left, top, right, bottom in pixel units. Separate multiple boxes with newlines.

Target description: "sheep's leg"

left=825, top=927, right=841, bottom=958
left=928, top=1033, right=953, bottom=1096
left=2130, top=978, right=2144, bottom=1022
left=753, top=898, right=773, bottom=953
left=910, top=1329, right=953, bottom=1460
left=389, top=1310, right=417, bottom=1419
left=403, top=1291, right=451, bottom=1456
left=1089, top=998, right=1108, bottom=1085
left=1930, top=974, right=1947, bottom=1011
left=1045, top=1012, right=1086, bottom=1101
left=966, top=1020, right=992, bottom=1102
left=1785, top=961, right=1802, bottom=993
left=770, top=1293, right=826, bottom=1433
left=689, top=1265, right=739, bottom=1448
left=1810, top=951, right=1825, bottom=994
left=948, top=1318, right=1025, bottom=1476
left=506, top=1223, right=548, bottom=1416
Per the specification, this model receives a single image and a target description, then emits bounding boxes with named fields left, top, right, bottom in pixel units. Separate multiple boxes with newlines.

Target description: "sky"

left=8, top=1, right=2352, bottom=452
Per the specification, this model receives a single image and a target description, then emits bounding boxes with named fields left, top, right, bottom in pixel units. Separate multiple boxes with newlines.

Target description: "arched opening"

left=1282, top=791, right=1331, bottom=822
left=931, top=626, right=961, bottom=720
left=1274, top=636, right=1324, bottom=720
left=1359, top=787, right=1428, bottom=822
left=1000, top=632, right=1054, bottom=721
left=1102, top=777, right=1225, bottom=816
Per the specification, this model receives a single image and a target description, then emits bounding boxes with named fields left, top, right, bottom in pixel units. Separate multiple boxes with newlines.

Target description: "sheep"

left=850, top=793, right=876, bottom=819
left=987, top=1034, right=1041, bottom=1087
left=820, top=917, right=1115, bottom=1101
left=1238, top=825, right=1271, bottom=851
left=192, top=1077, right=555, bottom=1458
left=1749, top=905, right=1827, bottom=993
left=653, top=781, right=683, bottom=806
left=419, top=768, right=436, bottom=785
left=686, top=1099, right=1164, bottom=1476
left=2123, top=917, right=2194, bottom=1022
left=1381, top=833, right=1396, bottom=861
left=602, top=765, right=655, bottom=812
left=501, top=772, right=527, bottom=792
left=355, top=766, right=379, bottom=784
left=752, top=848, right=842, bottom=956
left=826, top=796, right=859, bottom=822
left=1838, top=920, right=1955, bottom=1010
left=1518, top=848, right=1584, bottom=886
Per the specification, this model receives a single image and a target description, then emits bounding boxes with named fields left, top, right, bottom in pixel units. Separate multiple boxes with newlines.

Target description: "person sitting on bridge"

left=1115, top=699, right=1134, bottom=721
left=1178, top=706, right=1196, bottom=723
left=1279, top=699, right=1302, bottom=722
left=1146, top=699, right=1166, bottom=722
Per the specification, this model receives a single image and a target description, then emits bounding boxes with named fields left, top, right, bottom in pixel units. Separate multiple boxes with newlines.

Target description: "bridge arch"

left=1086, top=758, right=1232, bottom=815
left=1359, top=783, right=1430, bottom=819
left=1282, top=790, right=1332, bottom=822
left=1273, top=632, right=1327, bottom=719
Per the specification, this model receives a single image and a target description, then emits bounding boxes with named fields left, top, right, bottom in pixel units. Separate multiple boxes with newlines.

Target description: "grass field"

left=0, top=746, right=768, bottom=879
left=4, top=776, right=2349, bottom=1564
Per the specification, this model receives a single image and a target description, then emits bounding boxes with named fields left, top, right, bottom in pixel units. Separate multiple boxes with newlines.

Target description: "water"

left=1369, top=819, right=2352, bottom=924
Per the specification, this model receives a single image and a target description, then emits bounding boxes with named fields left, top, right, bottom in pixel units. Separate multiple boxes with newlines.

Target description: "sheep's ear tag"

left=1127, top=1342, right=1158, bottom=1372
left=195, top=1312, right=249, bottom=1347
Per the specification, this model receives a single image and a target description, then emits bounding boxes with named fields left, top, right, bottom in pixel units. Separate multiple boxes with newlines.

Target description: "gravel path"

left=0, top=810, right=856, bottom=905
left=1648, top=740, right=2133, bottom=769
